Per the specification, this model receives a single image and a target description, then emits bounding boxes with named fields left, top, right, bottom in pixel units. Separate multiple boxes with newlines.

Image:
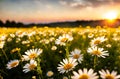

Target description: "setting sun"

left=104, top=11, right=118, bottom=20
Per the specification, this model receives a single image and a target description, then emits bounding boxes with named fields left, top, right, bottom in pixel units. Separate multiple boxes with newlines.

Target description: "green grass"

left=0, top=27, right=120, bottom=79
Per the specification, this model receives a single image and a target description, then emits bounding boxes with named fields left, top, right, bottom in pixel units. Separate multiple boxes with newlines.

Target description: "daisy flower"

left=22, top=48, right=43, bottom=61
left=63, top=76, right=68, bottom=79
left=6, top=59, right=19, bottom=69
left=49, top=37, right=55, bottom=42
left=23, top=60, right=37, bottom=73
left=87, top=46, right=109, bottom=58
left=106, top=44, right=111, bottom=48
left=0, top=34, right=7, bottom=41
left=7, top=38, right=12, bottom=42
left=27, top=31, right=36, bottom=37
left=90, top=36, right=107, bottom=46
left=69, top=49, right=83, bottom=63
left=32, top=76, right=36, bottom=79
left=72, top=68, right=98, bottom=79
left=22, top=40, right=30, bottom=45
left=57, top=58, right=78, bottom=73
left=15, top=31, right=27, bottom=37
left=0, top=41, right=5, bottom=49
left=51, top=45, right=57, bottom=51
left=46, top=71, right=54, bottom=77
left=99, top=69, right=120, bottom=79
left=88, top=33, right=94, bottom=38
left=10, top=48, right=20, bottom=54
left=10, top=33, right=15, bottom=38
left=55, top=34, right=73, bottom=46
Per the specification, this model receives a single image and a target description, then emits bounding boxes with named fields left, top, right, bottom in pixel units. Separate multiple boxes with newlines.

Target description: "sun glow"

left=104, top=11, right=118, bottom=21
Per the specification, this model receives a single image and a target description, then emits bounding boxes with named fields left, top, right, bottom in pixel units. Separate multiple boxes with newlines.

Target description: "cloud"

left=45, top=4, right=53, bottom=9
left=59, top=0, right=120, bottom=9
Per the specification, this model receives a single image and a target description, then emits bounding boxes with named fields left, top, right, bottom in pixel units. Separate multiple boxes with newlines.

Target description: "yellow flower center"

left=73, top=54, right=80, bottom=59
left=61, top=38, right=68, bottom=42
left=92, top=50, right=101, bottom=55
left=94, top=40, right=101, bottom=45
left=64, top=63, right=73, bottom=70
left=18, top=31, right=23, bottom=35
left=63, top=77, right=68, bottom=79
left=79, top=74, right=89, bottom=79
left=11, top=48, right=20, bottom=54
left=29, top=53, right=37, bottom=59
left=47, top=71, right=53, bottom=77
left=105, top=74, right=114, bottom=79
left=29, top=64, right=36, bottom=70
left=10, top=61, right=18, bottom=67
left=88, top=33, right=93, bottom=37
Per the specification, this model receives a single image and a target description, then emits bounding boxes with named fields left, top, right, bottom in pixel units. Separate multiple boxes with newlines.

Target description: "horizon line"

left=1, top=18, right=120, bottom=24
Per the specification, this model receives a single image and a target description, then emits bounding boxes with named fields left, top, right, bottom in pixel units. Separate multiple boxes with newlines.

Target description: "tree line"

left=0, top=19, right=120, bottom=28
left=0, top=20, right=24, bottom=27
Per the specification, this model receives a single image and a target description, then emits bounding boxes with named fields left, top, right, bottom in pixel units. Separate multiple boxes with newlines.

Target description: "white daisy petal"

left=22, top=48, right=43, bottom=61
left=57, top=58, right=78, bottom=73
left=6, top=59, right=19, bottom=69
left=23, top=60, right=37, bottom=73
left=87, top=46, right=109, bottom=58
left=72, top=68, right=98, bottom=79
left=55, top=34, right=73, bottom=46
left=69, top=49, right=83, bottom=63
left=99, top=69, right=120, bottom=79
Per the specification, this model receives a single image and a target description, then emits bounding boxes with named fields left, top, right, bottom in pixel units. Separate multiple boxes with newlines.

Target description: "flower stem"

left=36, top=57, right=43, bottom=79
left=17, top=49, right=22, bottom=59
left=93, top=56, right=98, bottom=69
left=65, top=45, right=69, bottom=59
left=68, top=73, right=71, bottom=79
left=0, top=69, right=8, bottom=76
left=1, top=49, right=8, bottom=61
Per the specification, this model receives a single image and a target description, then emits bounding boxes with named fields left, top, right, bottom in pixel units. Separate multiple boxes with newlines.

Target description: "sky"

left=0, top=0, right=120, bottom=24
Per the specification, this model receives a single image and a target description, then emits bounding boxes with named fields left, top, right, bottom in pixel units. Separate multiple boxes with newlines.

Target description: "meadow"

left=0, top=26, right=120, bottom=79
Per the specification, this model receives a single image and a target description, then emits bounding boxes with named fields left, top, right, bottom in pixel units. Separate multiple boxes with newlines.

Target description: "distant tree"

left=16, top=22, right=24, bottom=27
left=5, top=20, right=11, bottom=27
left=4, top=20, right=24, bottom=27
left=11, top=21, right=16, bottom=27
left=0, top=20, right=4, bottom=27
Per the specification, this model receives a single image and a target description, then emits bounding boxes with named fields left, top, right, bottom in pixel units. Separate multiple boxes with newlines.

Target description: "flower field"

left=0, top=26, right=120, bottom=79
